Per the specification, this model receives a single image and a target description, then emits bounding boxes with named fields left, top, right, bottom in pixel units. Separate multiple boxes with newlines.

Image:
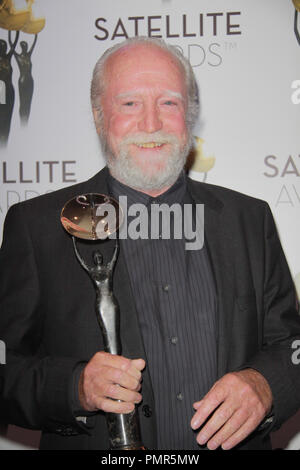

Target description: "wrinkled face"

left=94, top=44, right=191, bottom=192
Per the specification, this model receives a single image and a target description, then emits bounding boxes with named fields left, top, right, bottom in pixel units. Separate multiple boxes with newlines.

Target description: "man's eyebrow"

left=115, top=89, right=184, bottom=101
left=115, top=92, right=138, bottom=100
left=163, top=90, right=184, bottom=101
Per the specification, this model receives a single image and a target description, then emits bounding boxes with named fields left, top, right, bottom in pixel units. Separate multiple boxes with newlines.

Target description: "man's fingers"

left=129, top=359, right=146, bottom=379
left=91, top=352, right=144, bottom=387
left=195, top=402, right=236, bottom=446
left=219, top=413, right=262, bottom=450
left=94, top=352, right=144, bottom=374
left=95, top=397, right=135, bottom=414
left=191, top=386, right=226, bottom=430
left=80, top=352, right=145, bottom=412
left=201, top=408, right=248, bottom=449
left=192, top=400, right=202, bottom=410
left=192, top=369, right=271, bottom=450
left=102, top=352, right=145, bottom=380
left=131, top=358, right=146, bottom=371
left=100, top=381, right=142, bottom=404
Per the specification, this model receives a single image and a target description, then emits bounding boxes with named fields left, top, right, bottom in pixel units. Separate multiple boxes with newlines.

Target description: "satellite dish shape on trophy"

left=61, top=193, right=146, bottom=450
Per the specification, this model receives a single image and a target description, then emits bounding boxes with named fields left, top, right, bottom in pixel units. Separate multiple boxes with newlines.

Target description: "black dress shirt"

left=108, top=172, right=218, bottom=450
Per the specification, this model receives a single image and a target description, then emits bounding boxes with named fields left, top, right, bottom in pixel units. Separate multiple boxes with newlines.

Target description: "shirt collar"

left=107, top=171, right=187, bottom=207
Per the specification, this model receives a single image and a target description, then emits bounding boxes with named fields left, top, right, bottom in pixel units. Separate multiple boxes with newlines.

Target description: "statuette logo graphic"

left=293, top=0, right=300, bottom=45
left=293, top=0, right=300, bottom=11
left=0, top=0, right=45, bottom=146
left=0, top=0, right=45, bottom=33
left=189, top=136, right=215, bottom=182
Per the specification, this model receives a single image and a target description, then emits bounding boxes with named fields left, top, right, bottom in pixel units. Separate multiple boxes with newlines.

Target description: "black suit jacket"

left=0, top=167, right=300, bottom=450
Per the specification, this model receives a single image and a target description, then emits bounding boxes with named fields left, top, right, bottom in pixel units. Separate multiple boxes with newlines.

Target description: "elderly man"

left=0, top=37, right=300, bottom=451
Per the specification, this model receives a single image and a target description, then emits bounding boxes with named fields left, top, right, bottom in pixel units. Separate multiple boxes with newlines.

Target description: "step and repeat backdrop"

left=0, top=0, right=299, bottom=450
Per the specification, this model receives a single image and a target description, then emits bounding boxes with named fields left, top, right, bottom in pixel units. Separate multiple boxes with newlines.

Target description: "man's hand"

left=191, top=368, right=273, bottom=450
left=78, top=351, right=145, bottom=414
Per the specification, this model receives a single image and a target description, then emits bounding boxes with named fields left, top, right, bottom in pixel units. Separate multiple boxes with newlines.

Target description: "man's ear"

left=92, top=107, right=101, bottom=135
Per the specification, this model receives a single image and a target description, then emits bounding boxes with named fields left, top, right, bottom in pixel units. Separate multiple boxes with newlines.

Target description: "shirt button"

left=170, top=336, right=178, bottom=345
left=163, top=284, right=170, bottom=292
left=176, top=392, right=184, bottom=401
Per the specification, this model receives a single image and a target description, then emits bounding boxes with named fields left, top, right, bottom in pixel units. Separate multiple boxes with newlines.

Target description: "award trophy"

left=61, top=193, right=145, bottom=450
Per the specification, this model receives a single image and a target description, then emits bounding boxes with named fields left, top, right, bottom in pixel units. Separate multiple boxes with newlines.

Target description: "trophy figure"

left=61, top=193, right=145, bottom=450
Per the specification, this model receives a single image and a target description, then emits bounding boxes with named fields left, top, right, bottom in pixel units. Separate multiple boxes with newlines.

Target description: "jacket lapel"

left=187, top=178, right=236, bottom=378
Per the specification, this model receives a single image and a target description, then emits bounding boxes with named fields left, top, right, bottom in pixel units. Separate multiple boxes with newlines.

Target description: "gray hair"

left=90, top=36, right=199, bottom=131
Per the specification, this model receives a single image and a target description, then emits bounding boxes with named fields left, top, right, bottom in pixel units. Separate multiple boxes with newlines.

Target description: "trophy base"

left=107, top=410, right=146, bottom=451
left=110, top=444, right=146, bottom=450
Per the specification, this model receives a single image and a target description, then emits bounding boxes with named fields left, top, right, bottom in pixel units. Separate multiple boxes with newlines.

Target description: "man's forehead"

left=110, top=42, right=172, bottom=60
left=116, top=89, right=184, bottom=100
left=106, top=44, right=183, bottom=75
left=105, top=52, right=185, bottom=91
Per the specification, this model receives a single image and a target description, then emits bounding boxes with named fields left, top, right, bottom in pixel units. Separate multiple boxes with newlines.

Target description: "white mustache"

left=119, top=132, right=179, bottom=146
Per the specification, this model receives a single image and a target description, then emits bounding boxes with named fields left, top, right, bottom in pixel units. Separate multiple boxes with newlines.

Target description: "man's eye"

left=123, top=102, right=135, bottom=106
left=164, top=100, right=176, bottom=106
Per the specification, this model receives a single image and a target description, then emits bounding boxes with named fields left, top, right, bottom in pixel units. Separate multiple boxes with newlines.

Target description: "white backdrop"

left=0, top=0, right=299, bottom=449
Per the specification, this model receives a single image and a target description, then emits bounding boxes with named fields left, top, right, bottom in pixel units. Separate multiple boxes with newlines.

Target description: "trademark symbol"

left=223, top=41, right=237, bottom=51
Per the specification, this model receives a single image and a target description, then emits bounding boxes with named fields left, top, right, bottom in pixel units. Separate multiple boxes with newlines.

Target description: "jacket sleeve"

left=0, top=203, right=86, bottom=432
left=242, top=202, right=300, bottom=431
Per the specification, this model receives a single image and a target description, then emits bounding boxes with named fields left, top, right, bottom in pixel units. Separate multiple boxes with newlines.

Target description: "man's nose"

left=138, top=102, right=163, bottom=133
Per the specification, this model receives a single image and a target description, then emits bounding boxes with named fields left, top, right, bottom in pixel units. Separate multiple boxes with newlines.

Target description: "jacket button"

left=142, top=405, right=152, bottom=418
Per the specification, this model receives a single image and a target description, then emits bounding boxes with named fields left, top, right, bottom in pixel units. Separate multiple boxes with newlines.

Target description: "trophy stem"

left=96, top=287, right=145, bottom=450
left=72, top=236, right=146, bottom=450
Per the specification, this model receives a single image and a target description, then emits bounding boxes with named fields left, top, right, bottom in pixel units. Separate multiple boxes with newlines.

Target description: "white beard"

left=103, top=131, right=192, bottom=191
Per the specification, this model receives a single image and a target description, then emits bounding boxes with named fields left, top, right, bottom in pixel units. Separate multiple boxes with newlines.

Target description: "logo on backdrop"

left=188, top=136, right=215, bottom=182
left=0, top=0, right=45, bottom=147
left=293, top=0, right=300, bottom=46
left=94, top=11, right=242, bottom=68
left=263, top=154, right=300, bottom=207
